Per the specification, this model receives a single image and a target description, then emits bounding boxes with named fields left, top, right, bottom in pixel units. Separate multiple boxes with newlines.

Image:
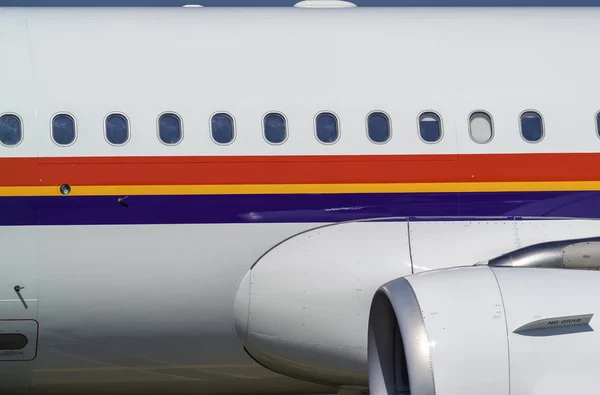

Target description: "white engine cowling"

left=368, top=265, right=600, bottom=395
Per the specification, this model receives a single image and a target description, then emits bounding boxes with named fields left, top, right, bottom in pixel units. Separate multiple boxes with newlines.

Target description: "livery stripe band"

left=4, top=181, right=600, bottom=196
left=0, top=190, right=599, bottom=226
left=4, top=153, right=600, bottom=186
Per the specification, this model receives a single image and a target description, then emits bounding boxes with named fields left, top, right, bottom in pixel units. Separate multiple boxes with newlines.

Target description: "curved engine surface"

left=235, top=219, right=600, bottom=389
left=234, top=221, right=413, bottom=385
left=369, top=265, right=600, bottom=395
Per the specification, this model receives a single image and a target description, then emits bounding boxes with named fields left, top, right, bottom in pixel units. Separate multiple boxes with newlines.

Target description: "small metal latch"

left=117, top=196, right=129, bottom=208
left=13, top=286, right=27, bottom=309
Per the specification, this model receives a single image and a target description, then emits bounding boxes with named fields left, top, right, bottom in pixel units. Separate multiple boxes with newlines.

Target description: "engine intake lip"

left=368, top=278, right=436, bottom=395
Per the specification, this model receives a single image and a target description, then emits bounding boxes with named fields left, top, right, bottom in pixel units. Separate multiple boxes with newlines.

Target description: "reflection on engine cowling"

left=369, top=265, right=600, bottom=395
left=233, top=221, right=413, bottom=386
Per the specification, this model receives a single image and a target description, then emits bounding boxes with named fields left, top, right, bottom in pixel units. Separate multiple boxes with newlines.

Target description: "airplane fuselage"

left=1, top=6, right=600, bottom=394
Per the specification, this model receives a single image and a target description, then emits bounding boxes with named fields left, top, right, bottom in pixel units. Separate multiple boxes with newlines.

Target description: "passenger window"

left=596, top=112, right=600, bottom=138
left=52, top=113, right=76, bottom=146
left=418, top=112, right=442, bottom=143
left=469, top=112, right=493, bottom=143
left=0, top=114, right=23, bottom=146
left=263, top=113, right=287, bottom=144
left=211, top=113, right=235, bottom=145
left=315, top=112, right=339, bottom=144
left=105, top=113, right=130, bottom=146
left=367, top=112, right=391, bottom=143
left=158, top=113, right=182, bottom=145
left=520, top=111, right=543, bottom=142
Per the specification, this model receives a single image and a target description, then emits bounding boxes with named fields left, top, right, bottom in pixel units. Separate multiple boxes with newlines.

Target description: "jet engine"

left=368, top=262, right=600, bottom=395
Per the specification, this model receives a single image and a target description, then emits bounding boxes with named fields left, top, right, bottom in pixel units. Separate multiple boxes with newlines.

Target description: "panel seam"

left=490, top=267, right=511, bottom=395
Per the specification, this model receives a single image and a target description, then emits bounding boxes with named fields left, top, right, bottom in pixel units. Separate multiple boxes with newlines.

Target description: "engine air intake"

left=368, top=265, right=600, bottom=395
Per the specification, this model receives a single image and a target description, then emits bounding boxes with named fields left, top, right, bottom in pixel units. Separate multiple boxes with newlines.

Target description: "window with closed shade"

left=469, top=111, right=494, bottom=143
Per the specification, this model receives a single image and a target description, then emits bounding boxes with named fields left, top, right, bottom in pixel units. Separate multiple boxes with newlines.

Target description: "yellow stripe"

left=2, top=181, right=600, bottom=196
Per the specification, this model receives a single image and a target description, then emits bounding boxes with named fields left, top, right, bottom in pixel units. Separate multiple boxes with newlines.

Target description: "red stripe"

left=2, top=153, right=599, bottom=186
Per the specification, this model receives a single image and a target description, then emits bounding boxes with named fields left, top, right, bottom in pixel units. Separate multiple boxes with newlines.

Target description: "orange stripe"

left=4, top=181, right=600, bottom=197
left=2, top=153, right=600, bottom=187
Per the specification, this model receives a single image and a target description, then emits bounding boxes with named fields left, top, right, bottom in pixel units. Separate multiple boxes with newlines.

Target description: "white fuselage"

left=1, top=6, right=600, bottom=394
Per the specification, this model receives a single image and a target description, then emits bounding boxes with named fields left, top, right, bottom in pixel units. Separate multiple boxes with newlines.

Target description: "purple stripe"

left=0, top=191, right=598, bottom=226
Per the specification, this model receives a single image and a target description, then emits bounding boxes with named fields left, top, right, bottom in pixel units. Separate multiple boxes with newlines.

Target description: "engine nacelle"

left=234, top=221, right=413, bottom=386
left=369, top=265, right=600, bottom=395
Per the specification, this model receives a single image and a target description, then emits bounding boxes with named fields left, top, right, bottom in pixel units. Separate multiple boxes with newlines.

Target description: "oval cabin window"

left=0, top=114, right=23, bottom=146
left=469, top=112, right=493, bottom=143
left=315, top=112, right=339, bottom=144
left=596, top=112, right=600, bottom=138
left=0, top=334, right=28, bottom=350
left=105, top=113, right=130, bottom=146
left=211, top=113, right=235, bottom=145
left=263, top=113, right=287, bottom=144
left=418, top=112, right=442, bottom=143
left=158, top=113, right=182, bottom=145
left=52, top=114, right=76, bottom=146
left=367, top=112, right=391, bottom=143
left=520, top=111, right=544, bottom=142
